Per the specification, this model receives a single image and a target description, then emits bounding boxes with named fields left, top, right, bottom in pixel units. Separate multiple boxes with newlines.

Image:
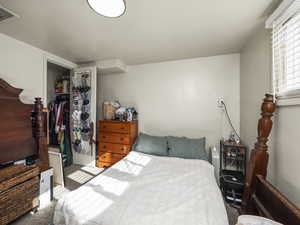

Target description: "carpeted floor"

left=226, top=204, right=240, bottom=225
left=11, top=164, right=104, bottom=225
left=11, top=164, right=239, bottom=225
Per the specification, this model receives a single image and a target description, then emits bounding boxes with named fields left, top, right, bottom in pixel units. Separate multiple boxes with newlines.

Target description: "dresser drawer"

left=99, top=133, right=130, bottom=144
left=99, top=142, right=131, bottom=154
left=98, top=152, right=125, bottom=163
left=97, top=120, right=138, bottom=169
left=99, top=121, right=130, bottom=134
left=97, top=161, right=113, bottom=168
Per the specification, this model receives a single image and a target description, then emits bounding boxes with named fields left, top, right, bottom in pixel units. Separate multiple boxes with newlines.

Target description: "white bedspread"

left=54, top=152, right=228, bottom=225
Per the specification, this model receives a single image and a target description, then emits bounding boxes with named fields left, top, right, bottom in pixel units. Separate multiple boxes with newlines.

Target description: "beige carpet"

left=10, top=164, right=239, bottom=225
left=226, top=204, right=240, bottom=225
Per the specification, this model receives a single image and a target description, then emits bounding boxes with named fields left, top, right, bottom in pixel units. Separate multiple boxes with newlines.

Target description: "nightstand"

left=219, top=140, right=246, bottom=207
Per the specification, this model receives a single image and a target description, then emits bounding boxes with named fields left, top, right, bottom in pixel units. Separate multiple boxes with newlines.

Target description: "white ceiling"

left=0, top=0, right=279, bottom=65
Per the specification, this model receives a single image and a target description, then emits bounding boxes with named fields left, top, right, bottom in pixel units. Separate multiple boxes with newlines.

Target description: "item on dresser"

left=97, top=120, right=138, bottom=168
left=115, top=106, right=138, bottom=122
left=103, top=101, right=120, bottom=120
left=0, top=165, right=40, bottom=225
left=102, top=99, right=138, bottom=122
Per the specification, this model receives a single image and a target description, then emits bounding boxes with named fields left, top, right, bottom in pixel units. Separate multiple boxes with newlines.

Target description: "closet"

left=46, top=62, right=98, bottom=169
left=47, top=62, right=72, bottom=168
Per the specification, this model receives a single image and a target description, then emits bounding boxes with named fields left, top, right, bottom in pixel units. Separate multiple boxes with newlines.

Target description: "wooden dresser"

left=97, top=120, right=138, bottom=168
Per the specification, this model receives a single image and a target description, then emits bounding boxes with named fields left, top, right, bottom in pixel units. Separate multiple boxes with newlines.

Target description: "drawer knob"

left=120, top=138, right=124, bottom=141
left=102, top=156, right=106, bottom=159
left=103, top=136, right=106, bottom=138
left=103, top=126, right=107, bottom=128
left=120, top=127, right=125, bottom=130
left=103, top=145, right=106, bottom=149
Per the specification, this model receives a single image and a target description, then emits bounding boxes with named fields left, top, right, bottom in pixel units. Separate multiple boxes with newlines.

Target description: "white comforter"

left=54, top=152, right=228, bottom=225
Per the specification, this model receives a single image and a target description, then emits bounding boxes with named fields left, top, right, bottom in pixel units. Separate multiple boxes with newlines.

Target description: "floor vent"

left=0, top=4, right=19, bottom=22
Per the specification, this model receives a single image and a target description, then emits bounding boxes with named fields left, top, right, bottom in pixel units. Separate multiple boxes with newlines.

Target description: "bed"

left=54, top=151, right=228, bottom=225
left=54, top=94, right=300, bottom=225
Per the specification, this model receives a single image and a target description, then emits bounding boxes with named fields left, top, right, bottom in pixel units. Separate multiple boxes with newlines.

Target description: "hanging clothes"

left=48, top=95, right=73, bottom=167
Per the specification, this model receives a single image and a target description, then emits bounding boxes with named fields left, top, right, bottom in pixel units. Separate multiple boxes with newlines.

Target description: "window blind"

left=272, top=0, right=300, bottom=97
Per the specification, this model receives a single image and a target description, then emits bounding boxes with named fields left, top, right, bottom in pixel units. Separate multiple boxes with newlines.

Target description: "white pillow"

left=237, top=215, right=283, bottom=225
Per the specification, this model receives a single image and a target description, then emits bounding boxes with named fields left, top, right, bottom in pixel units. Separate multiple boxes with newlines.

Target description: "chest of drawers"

left=97, top=120, right=138, bottom=168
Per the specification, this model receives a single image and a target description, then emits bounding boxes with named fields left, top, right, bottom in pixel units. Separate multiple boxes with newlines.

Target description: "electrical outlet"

left=217, top=97, right=224, bottom=108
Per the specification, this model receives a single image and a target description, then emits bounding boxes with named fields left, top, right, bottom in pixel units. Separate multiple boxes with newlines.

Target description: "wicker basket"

left=0, top=165, right=39, bottom=225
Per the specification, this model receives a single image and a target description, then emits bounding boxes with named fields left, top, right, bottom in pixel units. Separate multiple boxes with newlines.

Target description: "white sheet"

left=54, top=152, right=228, bottom=225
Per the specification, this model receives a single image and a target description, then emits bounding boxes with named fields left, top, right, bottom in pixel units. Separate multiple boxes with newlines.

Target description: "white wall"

left=0, top=33, right=75, bottom=104
left=0, top=33, right=44, bottom=103
left=100, top=54, right=240, bottom=149
left=240, top=25, right=300, bottom=208
left=273, top=106, right=300, bottom=207
left=239, top=26, right=275, bottom=181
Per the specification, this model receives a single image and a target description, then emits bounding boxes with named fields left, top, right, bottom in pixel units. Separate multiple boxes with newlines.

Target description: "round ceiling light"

left=87, top=0, right=126, bottom=18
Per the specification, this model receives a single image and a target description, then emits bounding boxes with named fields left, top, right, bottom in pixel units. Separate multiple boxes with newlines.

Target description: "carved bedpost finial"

left=33, top=97, right=49, bottom=168
left=33, top=98, right=45, bottom=137
left=255, top=94, right=276, bottom=153
left=242, top=94, right=276, bottom=212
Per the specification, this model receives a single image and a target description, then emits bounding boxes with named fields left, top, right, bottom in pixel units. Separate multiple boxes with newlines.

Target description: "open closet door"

left=70, top=66, right=97, bottom=167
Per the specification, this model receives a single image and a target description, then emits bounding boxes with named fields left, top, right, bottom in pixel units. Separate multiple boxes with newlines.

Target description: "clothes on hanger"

left=48, top=95, right=73, bottom=167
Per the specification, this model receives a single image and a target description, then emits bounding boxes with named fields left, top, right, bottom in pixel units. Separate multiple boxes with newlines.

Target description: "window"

left=272, top=1, right=300, bottom=97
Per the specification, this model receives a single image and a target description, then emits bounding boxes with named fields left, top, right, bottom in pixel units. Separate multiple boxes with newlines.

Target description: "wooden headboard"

left=0, top=79, right=48, bottom=167
left=242, top=94, right=300, bottom=224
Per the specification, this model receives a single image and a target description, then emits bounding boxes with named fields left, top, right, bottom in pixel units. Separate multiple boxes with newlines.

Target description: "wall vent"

left=0, top=4, right=19, bottom=22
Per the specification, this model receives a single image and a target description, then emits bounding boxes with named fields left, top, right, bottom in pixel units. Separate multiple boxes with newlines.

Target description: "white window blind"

left=272, top=0, right=300, bottom=97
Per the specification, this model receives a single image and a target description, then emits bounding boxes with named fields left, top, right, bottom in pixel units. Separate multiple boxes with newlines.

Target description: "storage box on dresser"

left=0, top=165, right=39, bottom=225
left=97, top=120, right=138, bottom=168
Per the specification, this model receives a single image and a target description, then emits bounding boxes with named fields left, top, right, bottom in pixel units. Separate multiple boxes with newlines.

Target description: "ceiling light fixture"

left=87, top=0, right=126, bottom=18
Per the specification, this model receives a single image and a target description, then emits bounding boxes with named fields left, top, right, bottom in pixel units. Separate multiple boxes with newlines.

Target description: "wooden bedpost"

left=242, top=94, right=276, bottom=212
left=32, top=97, right=49, bottom=168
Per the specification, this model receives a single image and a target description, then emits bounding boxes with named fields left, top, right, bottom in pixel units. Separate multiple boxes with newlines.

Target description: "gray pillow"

left=133, top=133, right=168, bottom=156
left=167, top=136, right=208, bottom=160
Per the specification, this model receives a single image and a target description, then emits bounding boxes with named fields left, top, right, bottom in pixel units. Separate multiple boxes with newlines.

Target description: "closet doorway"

left=47, top=62, right=73, bottom=169
left=45, top=59, right=99, bottom=190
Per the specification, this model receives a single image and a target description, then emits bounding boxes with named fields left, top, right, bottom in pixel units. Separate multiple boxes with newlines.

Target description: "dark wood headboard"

left=242, top=94, right=300, bottom=224
left=0, top=79, right=48, bottom=167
